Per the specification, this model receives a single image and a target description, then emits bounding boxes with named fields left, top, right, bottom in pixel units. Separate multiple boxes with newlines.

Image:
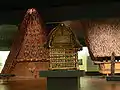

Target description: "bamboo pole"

left=111, top=52, right=115, bottom=76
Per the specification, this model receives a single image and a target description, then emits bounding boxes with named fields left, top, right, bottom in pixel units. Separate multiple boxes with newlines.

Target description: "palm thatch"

left=1, top=8, right=49, bottom=79
left=85, top=19, right=120, bottom=61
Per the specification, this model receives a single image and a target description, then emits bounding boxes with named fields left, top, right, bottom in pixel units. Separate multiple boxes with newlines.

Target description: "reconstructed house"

left=45, top=23, right=82, bottom=70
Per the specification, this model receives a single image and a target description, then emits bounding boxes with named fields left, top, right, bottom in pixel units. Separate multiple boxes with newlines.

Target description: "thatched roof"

left=2, top=8, right=47, bottom=74
left=45, top=23, right=82, bottom=49
left=85, top=19, right=120, bottom=61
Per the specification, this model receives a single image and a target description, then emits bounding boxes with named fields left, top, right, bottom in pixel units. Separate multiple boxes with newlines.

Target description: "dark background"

left=0, top=1, right=120, bottom=50
left=0, top=2, right=120, bottom=24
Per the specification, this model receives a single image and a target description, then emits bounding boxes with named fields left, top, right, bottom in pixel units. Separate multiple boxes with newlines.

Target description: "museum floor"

left=0, top=76, right=120, bottom=90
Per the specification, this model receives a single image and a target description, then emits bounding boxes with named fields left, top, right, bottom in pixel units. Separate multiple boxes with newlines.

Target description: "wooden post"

left=111, top=52, right=115, bottom=77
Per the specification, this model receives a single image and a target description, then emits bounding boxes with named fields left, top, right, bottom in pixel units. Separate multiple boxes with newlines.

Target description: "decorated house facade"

left=45, top=23, right=82, bottom=70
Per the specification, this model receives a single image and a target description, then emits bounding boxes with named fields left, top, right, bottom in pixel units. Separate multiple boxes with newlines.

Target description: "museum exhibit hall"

left=0, top=1, right=120, bottom=90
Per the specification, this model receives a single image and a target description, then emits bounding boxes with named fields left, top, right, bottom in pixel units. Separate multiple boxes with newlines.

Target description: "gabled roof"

left=45, top=23, right=82, bottom=49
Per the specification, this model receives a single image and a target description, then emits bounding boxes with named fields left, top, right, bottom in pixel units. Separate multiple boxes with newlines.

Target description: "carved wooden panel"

left=49, top=48, right=77, bottom=69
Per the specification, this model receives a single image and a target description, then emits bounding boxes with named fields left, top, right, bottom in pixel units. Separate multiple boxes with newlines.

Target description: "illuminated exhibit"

left=40, top=23, right=84, bottom=90
left=2, top=18, right=120, bottom=78
left=1, top=8, right=49, bottom=79
left=45, top=23, right=82, bottom=70
left=0, top=2, right=120, bottom=90
left=1, top=10, right=120, bottom=80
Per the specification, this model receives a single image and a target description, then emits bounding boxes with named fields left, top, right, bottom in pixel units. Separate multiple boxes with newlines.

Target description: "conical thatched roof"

left=85, top=19, right=120, bottom=61
left=45, top=23, right=82, bottom=49
left=1, top=8, right=48, bottom=75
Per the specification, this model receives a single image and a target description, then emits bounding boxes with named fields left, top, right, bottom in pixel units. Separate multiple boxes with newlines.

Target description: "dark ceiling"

left=0, top=2, right=120, bottom=24
left=0, top=1, right=120, bottom=51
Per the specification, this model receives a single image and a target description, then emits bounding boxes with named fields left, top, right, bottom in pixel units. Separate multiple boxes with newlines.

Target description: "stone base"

left=40, top=70, right=85, bottom=90
left=47, top=77, right=80, bottom=90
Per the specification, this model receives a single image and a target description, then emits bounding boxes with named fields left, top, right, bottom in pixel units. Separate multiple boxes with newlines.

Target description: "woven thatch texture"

left=86, top=19, right=120, bottom=58
left=2, top=8, right=48, bottom=76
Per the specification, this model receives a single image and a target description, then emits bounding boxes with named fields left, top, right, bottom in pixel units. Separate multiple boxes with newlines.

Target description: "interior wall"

left=0, top=51, right=10, bottom=72
left=78, top=47, right=88, bottom=71
left=87, top=56, right=99, bottom=72
left=78, top=47, right=99, bottom=72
